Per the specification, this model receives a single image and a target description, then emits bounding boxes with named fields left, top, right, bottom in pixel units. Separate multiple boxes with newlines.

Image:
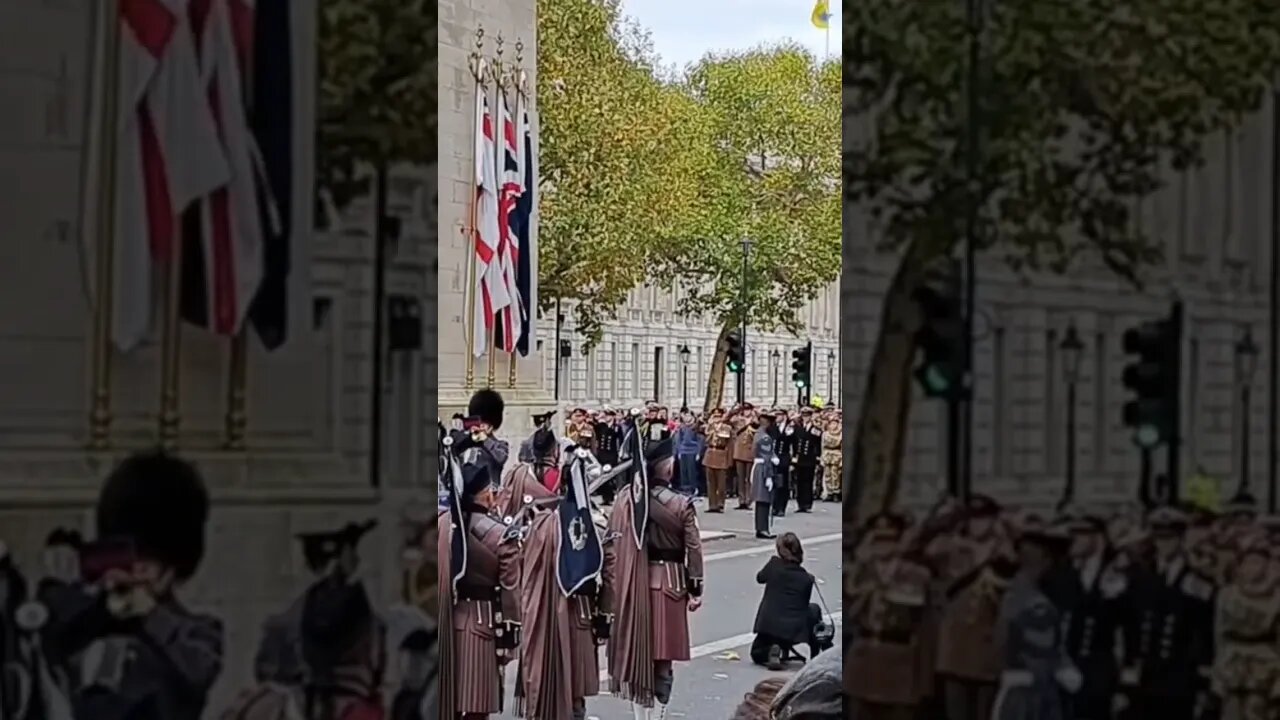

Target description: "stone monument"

left=438, top=0, right=555, bottom=440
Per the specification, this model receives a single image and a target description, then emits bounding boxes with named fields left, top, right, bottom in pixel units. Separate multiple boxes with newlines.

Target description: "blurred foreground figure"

left=37, top=452, right=223, bottom=720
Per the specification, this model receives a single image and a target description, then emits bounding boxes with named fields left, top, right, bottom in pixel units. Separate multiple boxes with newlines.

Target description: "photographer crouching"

left=750, top=533, right=831, bottom=670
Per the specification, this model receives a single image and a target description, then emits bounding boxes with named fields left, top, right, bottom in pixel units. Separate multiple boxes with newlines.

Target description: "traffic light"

left=725, top=331, right=744, bottom=373
left=1121, top=310, right=1181, bottom=449
left=791, top=342, right=812, bottom=388
left=913, top=268, right=965, bottom=399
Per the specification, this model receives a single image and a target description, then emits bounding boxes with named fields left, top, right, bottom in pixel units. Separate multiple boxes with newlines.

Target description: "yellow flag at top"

left=811, top=0, right=831, bottom=29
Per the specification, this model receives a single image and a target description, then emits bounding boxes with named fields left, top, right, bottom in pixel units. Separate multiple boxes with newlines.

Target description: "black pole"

left=773, top=358, right=779, bottom=406
left=1139, top=448, right=1154, bottom=508
left=739, top=240, right=749, bottom=405
left=1269, top=85, right=1280, bottom=513
left=1063, top=380, right=1077, bottom=507
left=553, top=299, right=563, bottom=400
left=947, top=397, right=962, bottom=497
left=369, top=163, right=389, bottom=488
left=1167, top=300, right=1184, bottom=504
left=682, top=364, right=689, bottom=412
left=961, top=0, right=982, bottom=499
left=827, top=355, right=834, bottom=400
left=1241, top=382, right=1253, bottom=498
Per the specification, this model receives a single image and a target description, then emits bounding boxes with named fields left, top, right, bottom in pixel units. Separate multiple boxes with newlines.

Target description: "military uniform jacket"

left=793, top=428, right=822, bottom=467
left=848, top=558, right=931, bottom=705
left=593, top=422, right=620, bottom=464
left=458, top=513, right=522, bottom=626
left=732, top=419, right=755, bottom=463
left=1053, top=550, right=1128, bottom=714
left=646, top=486, right=705, bottom=596
left=1123, top=556, right=1215, bottom=694
left=771, top=426, right=794, bottom=471
left=701, top=421, right=733, bottom=470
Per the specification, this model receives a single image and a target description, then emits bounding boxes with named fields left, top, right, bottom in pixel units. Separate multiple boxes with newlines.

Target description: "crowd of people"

left=847, top=491, right=1280, bottom=720
left=555, top=402, right=843, bottom=538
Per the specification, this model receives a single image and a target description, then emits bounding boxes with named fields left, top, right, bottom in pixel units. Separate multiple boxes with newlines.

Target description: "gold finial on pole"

left=514, top=39, right=528, bottom=96
left=87, top=0, right=122, bottom=450
left=464, top=27, right=486, bottom=388
left=493, top=33, right=506, bottom=89
left=223, top=332, right=248, bottom=450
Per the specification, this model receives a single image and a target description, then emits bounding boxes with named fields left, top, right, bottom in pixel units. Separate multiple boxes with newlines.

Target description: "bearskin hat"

left=95, top=451, right=210, bottom=581
left=467, top=389, right=505, bottom=430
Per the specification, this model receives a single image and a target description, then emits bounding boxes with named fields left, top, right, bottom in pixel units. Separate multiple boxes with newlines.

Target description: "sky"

left=618, top=0, right=841, bottom=70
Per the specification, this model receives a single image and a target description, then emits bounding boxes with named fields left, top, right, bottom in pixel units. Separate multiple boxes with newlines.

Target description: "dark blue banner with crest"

left=557, top=450, right=604, bottom=597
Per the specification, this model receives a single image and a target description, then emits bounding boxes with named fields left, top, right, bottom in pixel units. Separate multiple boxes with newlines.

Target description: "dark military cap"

left=967, top=494, right=999, bottom=518
left=467, top=388, right=505, bottom=429
left=96, top=451, right=210, bottom=581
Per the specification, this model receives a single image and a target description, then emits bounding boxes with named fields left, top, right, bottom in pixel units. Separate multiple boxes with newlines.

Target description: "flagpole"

left=87, top=0, right=121, bottom=451
left=464, top=29, right=485, bottom=389
left=488, top=35, right=506, bottom=389
left=223, top=332, right=248, bottom=450
left=157, top=233, right=185, bottom=451
left=507, top=40, right=527, bottom=390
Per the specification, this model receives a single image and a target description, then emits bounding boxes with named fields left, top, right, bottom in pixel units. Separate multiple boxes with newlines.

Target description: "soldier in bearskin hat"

left=36, top=451, right=222, bottom=720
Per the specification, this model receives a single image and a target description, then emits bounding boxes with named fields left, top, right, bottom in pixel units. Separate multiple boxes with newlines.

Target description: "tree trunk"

left=846, top=241, right=938, bottom=528
left=703, top=322, right=736, bottom=412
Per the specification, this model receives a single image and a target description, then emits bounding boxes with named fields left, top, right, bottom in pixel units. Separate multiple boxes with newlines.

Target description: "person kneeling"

left=750, top=533, right=825, bottom=670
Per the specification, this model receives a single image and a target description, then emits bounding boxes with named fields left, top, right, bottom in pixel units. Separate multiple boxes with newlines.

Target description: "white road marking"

left=596, top=611, right=844, bottom=683
left=704, top=532, right=842, bottom=562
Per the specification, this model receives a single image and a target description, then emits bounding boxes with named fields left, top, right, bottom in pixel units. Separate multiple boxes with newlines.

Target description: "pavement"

left=497, top=495, right=844, bottom=719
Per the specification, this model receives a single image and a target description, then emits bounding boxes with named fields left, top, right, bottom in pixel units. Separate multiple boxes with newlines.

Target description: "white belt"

left=999, top=669, right=1034, bottom=687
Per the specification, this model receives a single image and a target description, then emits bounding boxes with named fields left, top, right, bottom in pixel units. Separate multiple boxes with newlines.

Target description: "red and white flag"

left=184, top=0, right=275, bottom=337
left=80, top=0, right=231, bottom=351
left=472, top=85, right=509, bottom=357
left=495, top=90, right=524, bottom=353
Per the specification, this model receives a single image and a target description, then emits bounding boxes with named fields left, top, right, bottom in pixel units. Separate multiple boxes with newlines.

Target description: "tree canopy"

left=538, top=0, right=841, bottom=351
left=846, top=0, right=1280, bottom=280
left=316, top=0, right=437, bottom=211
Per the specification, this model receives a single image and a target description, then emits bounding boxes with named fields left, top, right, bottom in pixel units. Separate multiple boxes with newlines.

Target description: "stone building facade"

left=542, top=281, right=842, bottom=410
left=845, top=102, right=1279, bottom=511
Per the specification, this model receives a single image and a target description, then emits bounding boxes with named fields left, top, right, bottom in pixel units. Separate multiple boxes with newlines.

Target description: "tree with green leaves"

left=538, top=0, right=715, bottom=340
left=844, top=0, right=1280, bottom=521
left=316, top=0, right=436, bottom=212
left=652, top=47, right=842, bottom=410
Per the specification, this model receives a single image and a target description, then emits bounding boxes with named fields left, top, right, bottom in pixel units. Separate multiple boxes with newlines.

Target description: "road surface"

left=496, top=497, right=844, bottom=719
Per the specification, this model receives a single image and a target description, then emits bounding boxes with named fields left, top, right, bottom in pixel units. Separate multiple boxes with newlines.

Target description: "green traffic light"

left=1133, top=425, right=1162, bottom=449
left=728, top=361, right=742, bottom=373
left=923, top=365, right=951, bottom=394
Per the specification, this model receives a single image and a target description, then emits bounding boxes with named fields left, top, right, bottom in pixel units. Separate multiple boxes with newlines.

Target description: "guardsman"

left=1212, top=530, right=1280, bottom=720
left=700, top=408, right=733, bottom=513
left=1057, top=512, right=1127, bottom=720
left=769, top=409, right=794, bottom=517
left=929, top=494, right=1014, bottom=720
left=1115, top=505, right=1215, bottom=720
left=439, top=453, right=522, bottom=720
left=732, top=406, right=756, bottom=510
left=848, top=512, right=932, bottom=720
left=516, top=449, right=614, bottom=720
left=750, top=414, right=779, bottom=539
left=820, top=418, right=842, bottom=501
left=791, top=414, right=822, bottom=513
left=607, top=434, right=705, bottom=720
left=36, top=452, right=224, bottom=720
left=593, top=410, right=621, bottom=505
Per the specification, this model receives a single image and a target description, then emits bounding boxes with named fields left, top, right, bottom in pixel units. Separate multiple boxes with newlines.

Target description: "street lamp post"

left=1059, top=323, right=1084, bottom=507
left=827, top=348, right=835, bottom=401
left=1234, top=326, right=1260, bottom=502
left=771, top=349, right=781, bottom=406
left=679, top=344, right=691, bottom=412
